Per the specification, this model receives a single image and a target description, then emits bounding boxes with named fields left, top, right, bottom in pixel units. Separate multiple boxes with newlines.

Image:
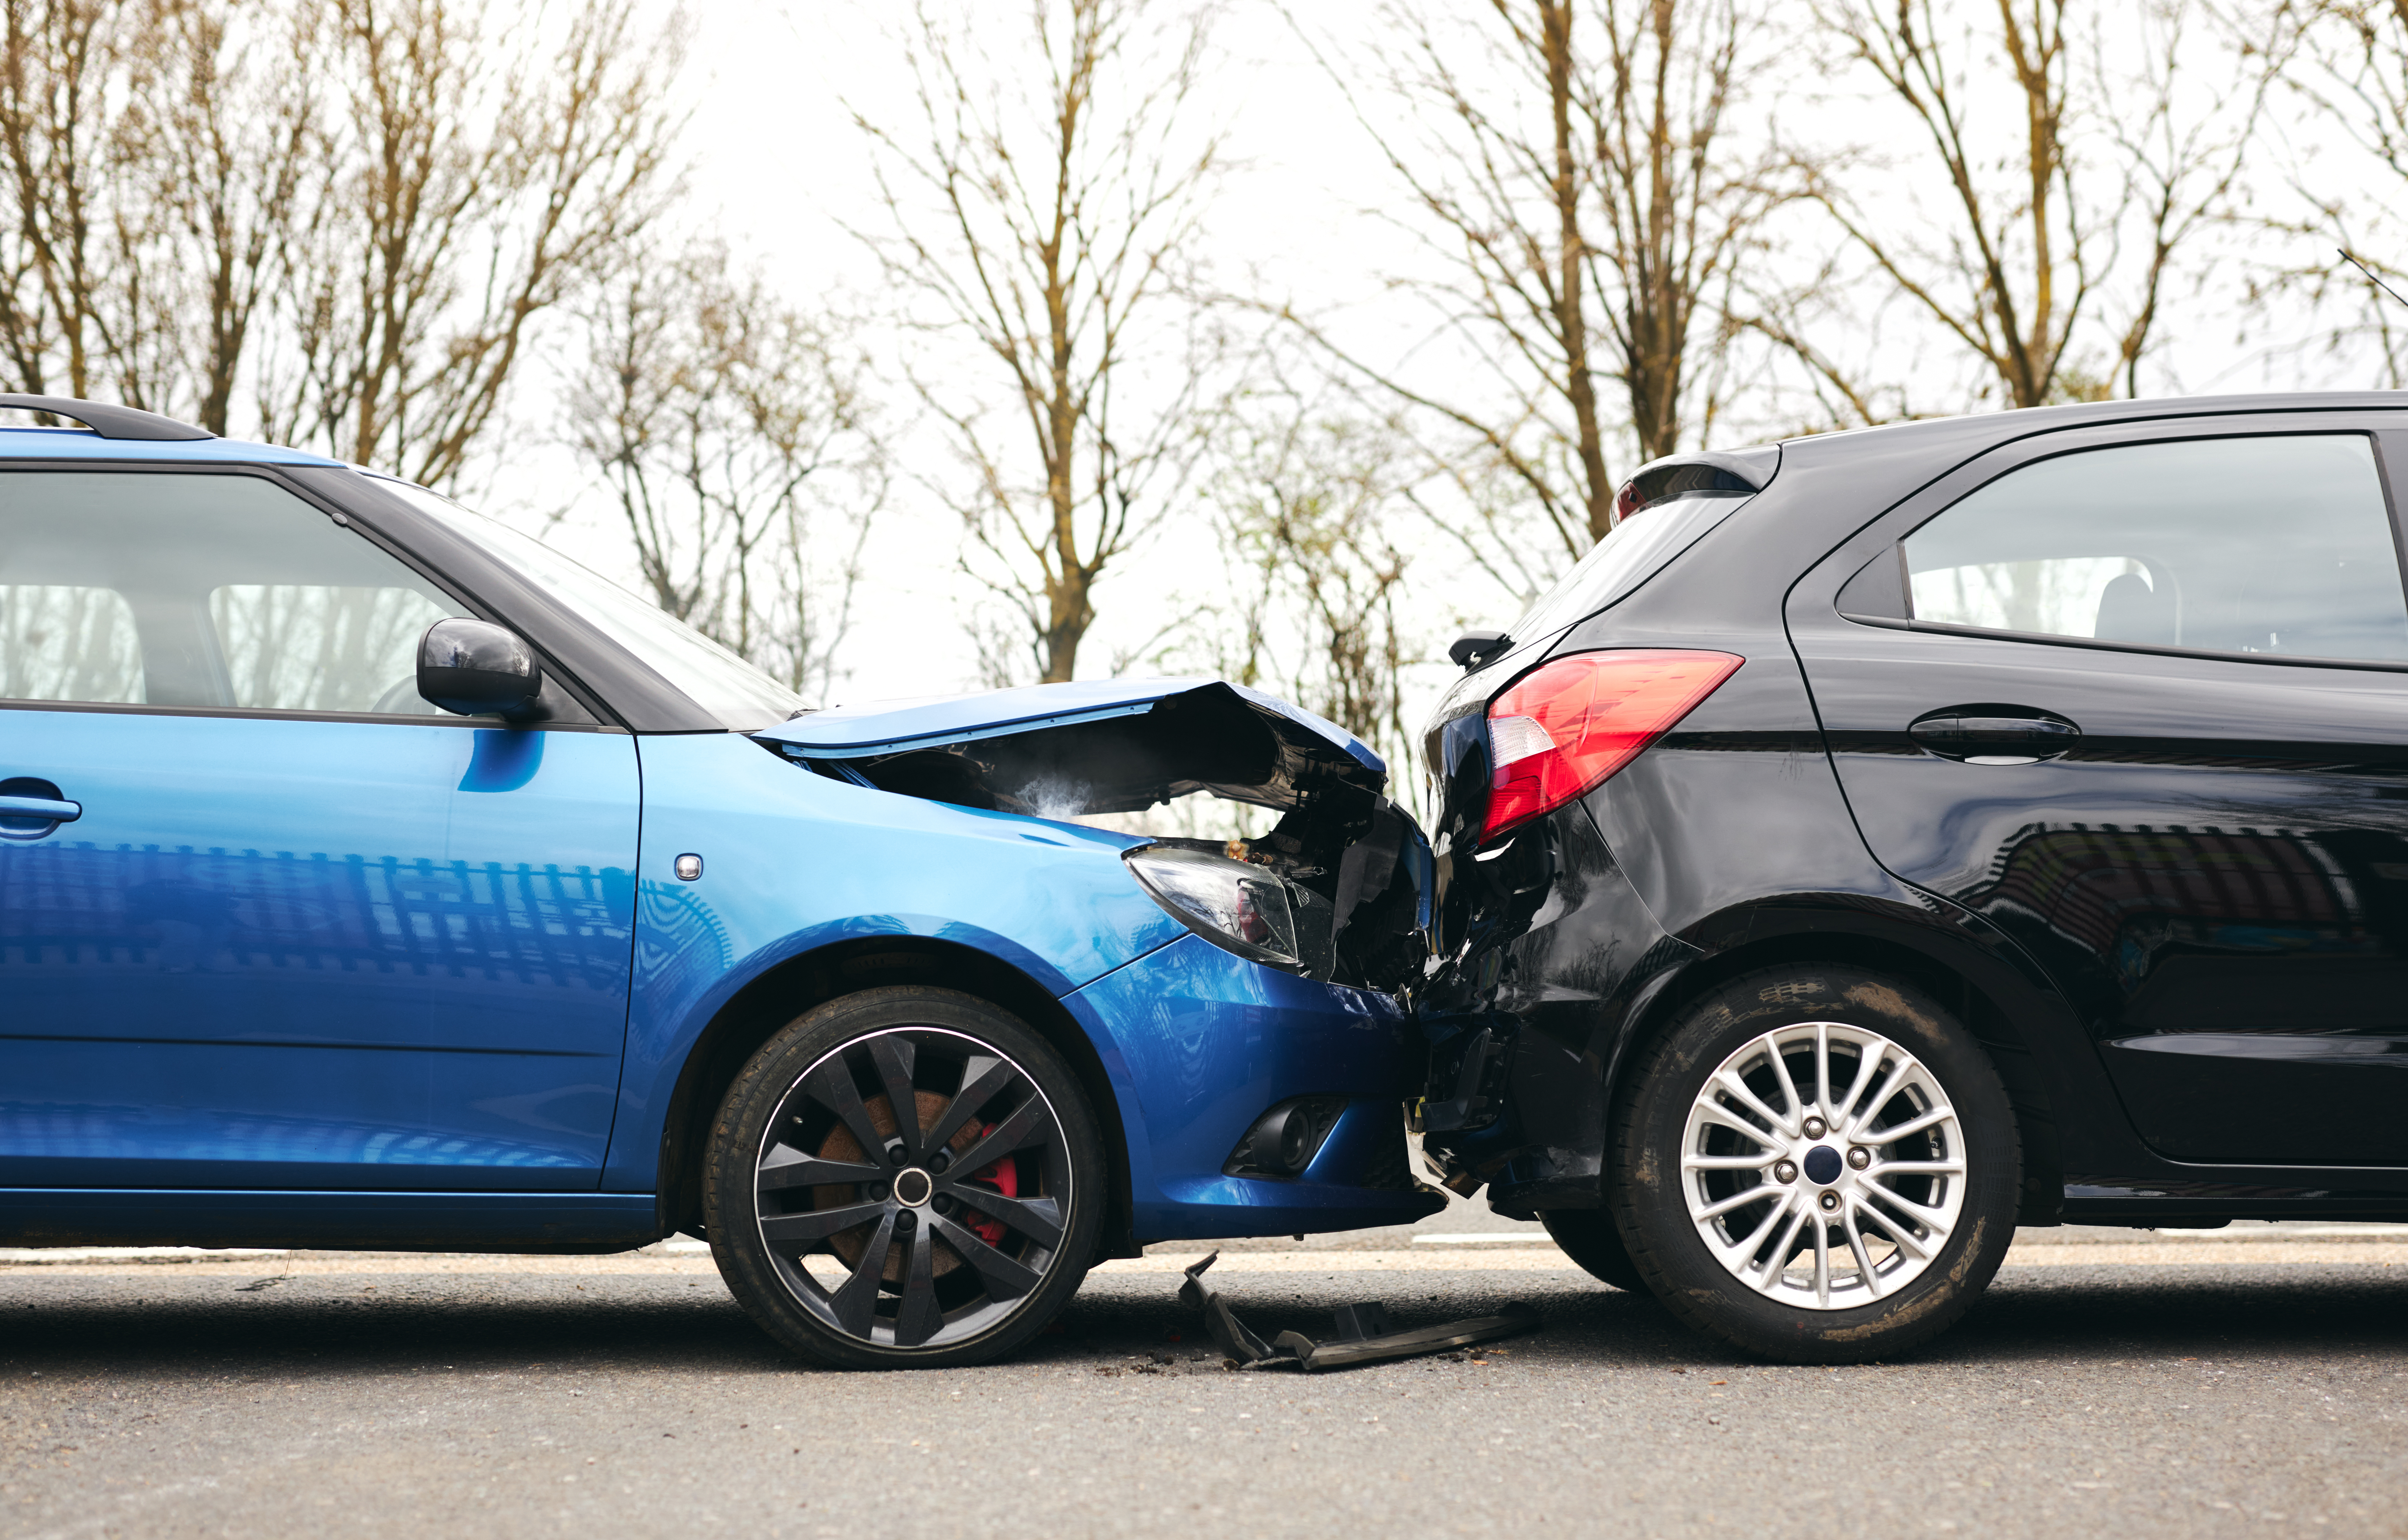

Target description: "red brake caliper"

left=964, top=1121, right=1017, bottom=1246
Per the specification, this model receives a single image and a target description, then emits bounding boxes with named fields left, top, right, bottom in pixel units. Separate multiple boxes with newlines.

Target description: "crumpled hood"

left=754, top=678, right=1386, bottom=816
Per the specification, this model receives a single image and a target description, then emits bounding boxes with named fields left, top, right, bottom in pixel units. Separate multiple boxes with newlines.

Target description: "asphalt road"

left=4, top=1229, right=2405, bottom=1540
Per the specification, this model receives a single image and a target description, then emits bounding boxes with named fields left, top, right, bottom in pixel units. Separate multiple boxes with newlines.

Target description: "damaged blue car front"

left=742, top=679, right=1442, bottom=1242
left=0, top=413, right=1440, bottom=1370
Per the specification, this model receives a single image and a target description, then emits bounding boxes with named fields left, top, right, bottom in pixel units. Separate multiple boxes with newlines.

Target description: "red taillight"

left=1482, top=650, right=1743, bottom=842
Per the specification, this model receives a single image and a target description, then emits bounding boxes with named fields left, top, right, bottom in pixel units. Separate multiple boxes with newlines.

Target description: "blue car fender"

left=1062, top=934, right=1427, bottom=1239
left=600, top=732, right=1185, bottom=1190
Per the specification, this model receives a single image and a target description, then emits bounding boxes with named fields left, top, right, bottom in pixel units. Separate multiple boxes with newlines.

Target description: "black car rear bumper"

left=1415, top=798, right=1700, bottom=1213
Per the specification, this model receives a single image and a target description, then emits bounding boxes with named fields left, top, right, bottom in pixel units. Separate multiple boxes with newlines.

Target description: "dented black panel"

left=1415, top=799, right=1698, bottom=1204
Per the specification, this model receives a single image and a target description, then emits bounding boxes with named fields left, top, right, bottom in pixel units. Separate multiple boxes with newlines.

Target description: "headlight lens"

left=1124, top=846, right=1301, bottom=968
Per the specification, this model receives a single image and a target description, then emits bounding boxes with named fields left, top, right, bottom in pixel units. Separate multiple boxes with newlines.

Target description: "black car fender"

left=1450, top=824, right=2103, bottom=1223
left=1651, top=895, right=2084, bottom=1224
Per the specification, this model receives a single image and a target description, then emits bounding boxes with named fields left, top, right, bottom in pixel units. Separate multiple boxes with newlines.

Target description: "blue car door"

left=0, top=468, right=638, bottom=1189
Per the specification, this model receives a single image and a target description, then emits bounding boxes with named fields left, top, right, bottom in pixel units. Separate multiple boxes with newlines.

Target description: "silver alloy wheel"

left=1679, top=1020, right=1965, bottom=1309
left=753, top=1026, right=1072, bottom=1351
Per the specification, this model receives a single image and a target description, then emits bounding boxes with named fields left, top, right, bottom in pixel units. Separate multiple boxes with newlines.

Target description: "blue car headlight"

left=1124, top=846, right=1305, bottom=971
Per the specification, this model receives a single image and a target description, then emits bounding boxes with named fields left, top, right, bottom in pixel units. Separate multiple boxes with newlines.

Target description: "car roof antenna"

left=2338, top=248, right=2408, bottom=312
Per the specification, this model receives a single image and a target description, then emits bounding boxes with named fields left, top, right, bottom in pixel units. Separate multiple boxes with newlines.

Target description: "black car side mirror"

left=1449, top=629, right=1513, bottom=670
left=418, top=618, right=543, bottom=720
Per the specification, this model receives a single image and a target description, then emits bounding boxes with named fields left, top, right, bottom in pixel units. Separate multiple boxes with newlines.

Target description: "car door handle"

left=1907, top=708, right=2081, bottom=765
left=0, top=794, right=79, bottom=821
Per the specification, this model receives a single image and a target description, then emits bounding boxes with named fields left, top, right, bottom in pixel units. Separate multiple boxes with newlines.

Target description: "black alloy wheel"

left=1609, top=964, right=2021, bottom=1363
left=705, top=986, right=1103, bottom=1369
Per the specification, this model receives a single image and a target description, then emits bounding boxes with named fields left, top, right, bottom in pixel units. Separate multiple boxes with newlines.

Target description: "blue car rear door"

left=0, top=468, right=638, bottom=1189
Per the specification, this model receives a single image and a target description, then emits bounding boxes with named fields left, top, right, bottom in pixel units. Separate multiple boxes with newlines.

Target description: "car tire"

left=704, top=985, right=1105, bottom=1369
left=1540, top=1208, right=1647, bottom=1292
left=1609, top=965, right=2020, bottom=1363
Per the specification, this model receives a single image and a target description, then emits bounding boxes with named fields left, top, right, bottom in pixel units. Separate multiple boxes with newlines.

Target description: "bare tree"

left=1805, top=0, right=2092, bottom=409
left=853, top=0, right=1224, bottom=684
left=0, top=0, right=147, bottom=401
left=1072, top=350, right=1435, bottom=812
left=566, top=242, right=884, bottom=701
left=0, top=0, right=683, bottom=474
left=0, top=0, right=326, bottom=429
left=2256, top=0, right=2408, bottom=387
left=1801, top=0, right=2266, bottom=410
left=263, top=0, right=685, bottom=489
left=1288, top=0, right=1792, bottom=557
left=1728, top=252, right=1928, bottom=428
left=96, top=0, right=328, bottom=431
left=1227, top=434, right=1410, bottom=745
left=2097, top=1, right=2274, bottom=397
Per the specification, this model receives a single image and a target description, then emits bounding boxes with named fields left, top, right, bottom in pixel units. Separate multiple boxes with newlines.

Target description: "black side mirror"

left=418, top=618, right=542, bottom=719
left=1449, top=629, right=1513, bottom=670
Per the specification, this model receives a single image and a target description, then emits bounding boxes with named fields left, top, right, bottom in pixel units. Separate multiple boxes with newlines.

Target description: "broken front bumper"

left=1062, top=931, right=1444, bottom=1242
left=1179, top=1251, right=1536, bottom=1371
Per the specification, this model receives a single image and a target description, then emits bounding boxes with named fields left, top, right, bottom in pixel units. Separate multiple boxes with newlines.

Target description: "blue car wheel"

left=704, top=986, right=1103, bottom=1369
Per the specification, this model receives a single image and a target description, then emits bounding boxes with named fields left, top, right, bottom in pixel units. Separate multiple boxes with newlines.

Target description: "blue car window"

left=370, top=477, right=805, bottom=729
left=0, top=471, right=464, bottom=712
left=0, top=583, right=142, bottom=702
left=210, top=583, right=451, bottom=713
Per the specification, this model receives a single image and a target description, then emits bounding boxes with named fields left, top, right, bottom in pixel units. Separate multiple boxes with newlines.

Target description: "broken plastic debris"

left=1176, top=1252, right=1537, bottom=1373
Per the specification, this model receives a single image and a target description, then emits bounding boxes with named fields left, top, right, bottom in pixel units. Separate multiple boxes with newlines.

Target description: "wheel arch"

left=653, top=935, right=1136, bottom=1256
left=1608, top=913, right=2067, bottom=1225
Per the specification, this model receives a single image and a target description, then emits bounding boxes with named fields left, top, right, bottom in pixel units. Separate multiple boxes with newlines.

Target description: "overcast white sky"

left=490, top=0, right=2403, bottom=726
left=811, top=0, right=1390, bottom=699
left=502, top=0, right=1456, bottom=713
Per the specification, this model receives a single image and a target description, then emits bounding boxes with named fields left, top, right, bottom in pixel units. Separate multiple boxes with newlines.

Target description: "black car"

left=1416, top=392, right=2408, bottom=1361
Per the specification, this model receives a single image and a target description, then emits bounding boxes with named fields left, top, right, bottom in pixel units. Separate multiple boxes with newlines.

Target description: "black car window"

left=1513, top=484, right=1757, bottom=640
left=0, top=471, right=462, bottom=713
left=1902, top=435, right=2408, bottom=663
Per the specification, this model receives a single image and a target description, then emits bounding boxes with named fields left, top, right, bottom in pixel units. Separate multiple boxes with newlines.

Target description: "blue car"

left=0, top=395, right=1441, bottom=1367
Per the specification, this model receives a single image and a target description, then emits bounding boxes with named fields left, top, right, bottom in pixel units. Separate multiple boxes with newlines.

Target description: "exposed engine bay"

left=761, top=680, right=1433, bottom=993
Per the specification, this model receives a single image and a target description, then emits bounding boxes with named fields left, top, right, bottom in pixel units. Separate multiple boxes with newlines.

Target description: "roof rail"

left=0, top=393, right=213, bottom=442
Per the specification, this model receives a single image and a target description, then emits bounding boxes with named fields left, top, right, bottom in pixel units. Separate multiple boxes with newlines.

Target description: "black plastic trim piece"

left=1834, top=547, right=1907, bottom=619
left=1450, top=629, right=1514, bottom=670
left=2061, top=1168, right=2408, bottom=1221
left=0, top=698, right=621, bottom=731
left=1222, top=1095, right=1347, bottom=1179
left=1836, top=611, right=2408, bottom=674
left=0, top=1188, right=665, bottom=1252
left=0, top=393, right=213, bottom=440
left=1625, top=445, right=1780, bottom=492
left=2375, top=430, right=2408, bottom=614
left=1180, top=1252, right=1540, bottom=1371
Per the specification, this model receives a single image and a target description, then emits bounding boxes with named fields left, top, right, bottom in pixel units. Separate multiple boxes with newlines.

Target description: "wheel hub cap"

left=753, top=1027, right=1072, bottom=1351
left=1678, top=1019, right=1966, bottom=1310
